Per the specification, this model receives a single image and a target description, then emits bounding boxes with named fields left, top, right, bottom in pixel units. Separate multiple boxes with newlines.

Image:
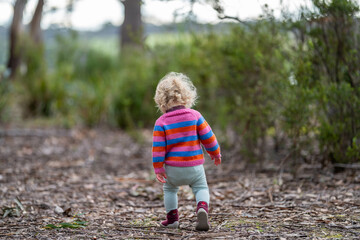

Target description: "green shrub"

left=110, top=50, right=158, bottom=129
left=289, top=0, right=360, bottom=163
left=215, top=22, right=291, bottom=161
left=6, top=10, right=356, bottom=166
left=19, top=37, right=69, bottom=119
left=21, top=36, right=53, bottom=117
left=281, top=86, right=318, bottom=162
left=318, top=83, right=360, bottom=162
left=149, top=21, right=291, bottom=162
left=55, top=30, right=80, bottom=75
left=70, top=79, right=110, bottom=127
left=0, top=80, right=9, bottom=122
left=73, top=48, right=118, bottom=83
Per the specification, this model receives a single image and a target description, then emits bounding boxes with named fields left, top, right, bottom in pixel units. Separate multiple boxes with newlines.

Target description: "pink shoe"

left=196, top=201, right=210, bottom=231
left=160, top=209, right=179, bottom=228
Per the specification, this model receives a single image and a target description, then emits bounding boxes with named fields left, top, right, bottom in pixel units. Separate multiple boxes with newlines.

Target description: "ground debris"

left=0, top=128, right=359, bottom=239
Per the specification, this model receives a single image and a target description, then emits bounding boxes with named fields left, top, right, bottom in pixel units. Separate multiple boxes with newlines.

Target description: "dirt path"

left=0, top=128, right=359, bottom=239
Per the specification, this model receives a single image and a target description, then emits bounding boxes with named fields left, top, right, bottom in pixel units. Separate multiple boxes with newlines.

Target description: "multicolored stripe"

left=152, top=108, right=221, bottom=174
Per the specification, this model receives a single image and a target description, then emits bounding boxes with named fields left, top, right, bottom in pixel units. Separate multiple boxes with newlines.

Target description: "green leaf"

left=14, top=198, right=25, bottom=212
left=44, top=220, right=87, bottom=230
left=3, top=209, right=12, bottom=218
left=73, top=221, right=87, bottom=226
left=59, top=222, right=86, bottom=228
left=44, top=224, right=59, bottom=229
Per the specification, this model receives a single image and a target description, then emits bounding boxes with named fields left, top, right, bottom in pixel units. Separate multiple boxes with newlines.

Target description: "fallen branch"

left=283, top=211, right=309, bottom=221
left=215, top=220, right=228, bottom=231
left=115, top=177, right=153, bottom=184
left=325, top=224, right=360, bottom=235
left=333, top=163, right=360, bottom=170
left=116, top=225, right=182, bottom=235
left=329, top=200, right=360, bottom=207
left=267, top=188, right=274, bottom=204
left=0, top=129, right=70, bottom=137
left=329, top=223, right=360, bottom=229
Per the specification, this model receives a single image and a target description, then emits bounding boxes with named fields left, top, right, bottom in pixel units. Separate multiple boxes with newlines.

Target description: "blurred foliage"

left=20, top=35, right=53, bottom=117
left=110, top=50, right=158, bottom=129
left=318, top=83, right=360, bottom=163
left=0, top=80, right=9, bottom=122
left=215, top=19, right=290, bottom=162
left=286, top=0, right=360, bottom=164
left=149, top=14, right=291, bottom=162
left=1, top=0, right=359, bottom=165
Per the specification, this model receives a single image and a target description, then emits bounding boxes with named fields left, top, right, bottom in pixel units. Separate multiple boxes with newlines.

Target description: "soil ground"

left=0, top=128, right=359, bottom=239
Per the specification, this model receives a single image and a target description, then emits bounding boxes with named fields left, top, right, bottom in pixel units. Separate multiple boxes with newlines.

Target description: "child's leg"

left=161, top=182, right=180, bottom=228
left=190, top=165, right=210, bottom=231
left=163, top=181, right=179, bottom=213
left=161, top=166, right=182, bottom=228
left=190, top=165, right=210, bottom=205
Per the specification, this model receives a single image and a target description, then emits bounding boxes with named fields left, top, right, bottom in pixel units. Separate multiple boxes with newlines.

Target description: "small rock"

left=63, top=207, right=72, bottom=217
left=39, top=203, right=51, bottom=209
left=54, top=205, right=64, bottom=214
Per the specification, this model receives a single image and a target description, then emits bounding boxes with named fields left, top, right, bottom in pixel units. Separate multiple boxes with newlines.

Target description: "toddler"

left=152, top=72, right=221, bottom=231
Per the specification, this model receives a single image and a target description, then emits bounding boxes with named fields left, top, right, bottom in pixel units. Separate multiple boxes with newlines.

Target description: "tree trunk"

left=120, top=0, right=143, bottom=49
left=29, top=0, right=44, bottom=45
left=7, top=0, right=27, bottom=79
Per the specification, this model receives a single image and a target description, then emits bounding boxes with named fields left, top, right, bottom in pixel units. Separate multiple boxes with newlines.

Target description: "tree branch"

left=217, top=14, right=249, bottom=25
left=209, top=0, right=248, bottom=25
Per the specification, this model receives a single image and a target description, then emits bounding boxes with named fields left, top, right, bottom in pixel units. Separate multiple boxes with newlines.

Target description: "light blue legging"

left=163, top=164, right=209, bottom=213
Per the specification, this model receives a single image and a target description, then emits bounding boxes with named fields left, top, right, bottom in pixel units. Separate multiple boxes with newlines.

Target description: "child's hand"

left=214, top=157, right=221, bottom=166
left=156, top=172, right=167, bottom=183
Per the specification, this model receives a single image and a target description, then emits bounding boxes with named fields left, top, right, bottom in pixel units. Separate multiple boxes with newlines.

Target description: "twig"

left=329, top=200, right=360, bottom=207
left=329, top=223, right=360, bottom=229
left=207, top=176, right=238, bottom=184
left=333, top=163, right=360, bottom=170
left=115, top=177, right=153, bottom=184
left=151, top=230, right=182, bottom=236
left=215, top=220, right=228, bottom=231
left=283, top=211, right=308, bottom=221
left=231, top=204, right=295, bottom=209
left=218, top=15, right=249, bottom=25
left=249, top=234, right=279, bottom=238
left=141, top=204, right=163, bottom=208
left=181, top=234, right=194, bottom=240
left=344, top=225, right=360, bottom=229
left=117, top=225, right=182, bottom=236
left=325, top=224, right=359, bottom=235
left=0, top=129, right=70, bottom=137
left=209, top=213, right=235, bottom=216
left=119, top=234, right=164, bottom=239
left=267, top=188, right=273, bottom=204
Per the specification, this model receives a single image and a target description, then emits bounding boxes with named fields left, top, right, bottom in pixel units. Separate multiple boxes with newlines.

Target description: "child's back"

left=153, top=107, right=220, bottom=173
left=152, top=72, right=222, bottom=231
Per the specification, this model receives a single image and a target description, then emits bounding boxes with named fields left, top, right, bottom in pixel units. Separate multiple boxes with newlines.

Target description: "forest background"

left=0, top=0, right=359, bottom=169
left=0, top=1, right=359, bottom=238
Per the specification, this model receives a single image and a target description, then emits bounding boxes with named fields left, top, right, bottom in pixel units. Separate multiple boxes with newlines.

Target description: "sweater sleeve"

left=152, top=124, right=166, bottom=174
left=196, top=114, right=221, bottom=159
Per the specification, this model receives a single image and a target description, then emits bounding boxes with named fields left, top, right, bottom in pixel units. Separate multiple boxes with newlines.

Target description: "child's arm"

left=156, top=172, right=167, bottom=183
left=214, top=157, right=221, bottom=166
left=196, top=115, right=221, bottom=163
left=152, top=124, right=167, bottom=178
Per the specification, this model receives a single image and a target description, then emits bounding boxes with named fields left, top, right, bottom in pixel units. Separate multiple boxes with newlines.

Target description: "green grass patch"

left=44, top=219, right=87, bottom=229
left=84, top=36, right=118, bottom=57
left=130, top=217, right=157, bottom=228
left=146, top=32, right=192, bottom=47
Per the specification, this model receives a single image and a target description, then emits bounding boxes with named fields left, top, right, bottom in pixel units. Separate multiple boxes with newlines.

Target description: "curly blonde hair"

left=154, top=72, right=198, bottom=113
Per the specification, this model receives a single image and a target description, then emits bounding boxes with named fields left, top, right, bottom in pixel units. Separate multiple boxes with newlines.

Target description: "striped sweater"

left=152, top=106, right=221, bottom=174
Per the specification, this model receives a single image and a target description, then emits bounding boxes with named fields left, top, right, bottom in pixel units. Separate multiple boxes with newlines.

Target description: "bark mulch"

left=0, top=128, right=359, bottom=239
